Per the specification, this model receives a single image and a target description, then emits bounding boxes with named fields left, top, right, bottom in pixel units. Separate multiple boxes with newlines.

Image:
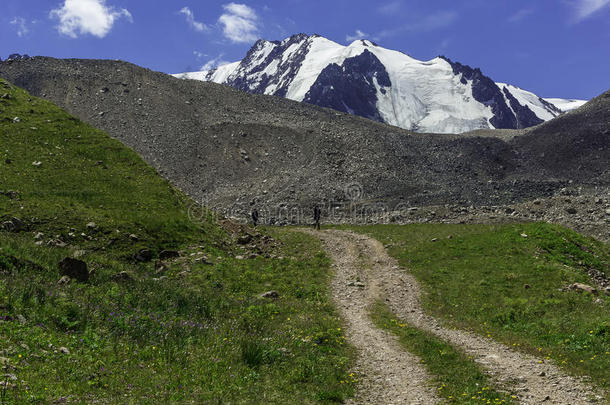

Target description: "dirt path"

left=307, top=229, right=602, bottom=405
left=302, top=229, right=441, bottom=404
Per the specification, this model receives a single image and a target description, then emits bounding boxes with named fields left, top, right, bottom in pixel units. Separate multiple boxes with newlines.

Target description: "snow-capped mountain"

left=175, top=34, right=586, bottom=134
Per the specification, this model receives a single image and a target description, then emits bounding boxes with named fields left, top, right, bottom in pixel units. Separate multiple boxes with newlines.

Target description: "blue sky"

left=1, top=0, right=609, bottom=99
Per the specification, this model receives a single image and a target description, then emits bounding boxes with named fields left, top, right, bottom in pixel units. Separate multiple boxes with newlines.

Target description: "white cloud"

left=571, top=0, right=610, bottom=21
left=346, top=29, right=369, bottom=43
left=436, top=38, right=451, bottom=55
left=50, top=0, right=132, bottom=38
left=378, top=1, right=403, bottom=15
left=201, top=54, right=230, bottom=71
left=218, top=3, right=259, bottom=43
left=374, top=11, right=458, bottom=40
left=179, top=7, right=207, bottom=32
left=10, top=17, right=29, bottom=37
left=508, top=8, right=534, bottom=23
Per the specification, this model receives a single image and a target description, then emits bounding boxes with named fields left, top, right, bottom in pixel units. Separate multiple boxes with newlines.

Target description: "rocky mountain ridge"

left=0, top=57, right=607, bottom=238
left=176, top=34, right=586, bottom=134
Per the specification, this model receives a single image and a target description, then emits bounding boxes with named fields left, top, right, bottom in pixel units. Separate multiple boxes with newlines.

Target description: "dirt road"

left=307, top=229, right=601, bottom=405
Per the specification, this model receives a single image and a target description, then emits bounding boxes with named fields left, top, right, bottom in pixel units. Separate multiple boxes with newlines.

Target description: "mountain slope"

left=0, top=57, right=607, bottom=222
left=0, top=77, right=355, bottom=402
left=176, top=34, right=585, bottom=134
left=511, top=89, right=610, bottom=181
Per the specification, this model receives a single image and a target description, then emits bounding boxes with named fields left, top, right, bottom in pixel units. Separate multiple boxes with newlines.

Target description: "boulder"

left=58, top=257, right=89, bottom=282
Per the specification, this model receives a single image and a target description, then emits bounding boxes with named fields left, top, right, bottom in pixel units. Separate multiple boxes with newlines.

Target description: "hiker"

left=313, top=205, right=321, bottom=230
left=251, top=208, right=259, bottom=227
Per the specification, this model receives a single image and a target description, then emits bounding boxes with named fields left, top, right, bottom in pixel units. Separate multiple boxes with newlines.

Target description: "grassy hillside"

left=349, top=223, right=610, bottom=395
left=0, top=78, right=353, bottom=404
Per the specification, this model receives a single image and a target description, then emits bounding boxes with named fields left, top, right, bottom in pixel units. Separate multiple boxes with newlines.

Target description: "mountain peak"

left=175, top=35, right=585, bottom=133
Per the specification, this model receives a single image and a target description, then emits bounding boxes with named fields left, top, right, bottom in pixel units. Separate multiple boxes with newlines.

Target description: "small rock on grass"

left=2, top=217, right=23, bottom=232
left=110, top=271, right=134, bottom=282
left=58, top=347, right=70, bottom=355
left=566, top=283, right=597, bottom=295
left=135, top=248, right=153, bottom=262
left=260, top=290, right=280, bottom=299
left=58, top=275, right=71, bottom=285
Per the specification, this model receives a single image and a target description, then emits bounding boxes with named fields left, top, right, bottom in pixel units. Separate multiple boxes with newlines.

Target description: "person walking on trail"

left=313, top=205, right=321, bottom=230
left=251, top=208, right=259, bottom=227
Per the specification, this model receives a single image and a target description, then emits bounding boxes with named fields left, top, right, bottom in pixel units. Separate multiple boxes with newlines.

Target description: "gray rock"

left=58, top=275, right=71, bottom=285
left=261, top=290, right=280, bottom=299
left=135, top=248, right=153, bottom=262
left=237, top=234, right=253, bottom=245
left=566, top=283, right=597, bottom=295
left=48, top=239, right=67, bottom=248
left=110, top=271, right=134, bottom=282
left=2, top=218, right=23, bottom=232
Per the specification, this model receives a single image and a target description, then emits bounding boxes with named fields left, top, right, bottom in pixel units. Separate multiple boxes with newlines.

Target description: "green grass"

left=0, top=78, right=354, bottom=404
left=372, top=301, right=515, bottom=404
left=348, top=223, right=610, bottom=397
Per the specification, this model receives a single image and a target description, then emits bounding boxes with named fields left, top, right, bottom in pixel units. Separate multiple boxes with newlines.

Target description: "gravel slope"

left=0, top=57, right=607, bottom=225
